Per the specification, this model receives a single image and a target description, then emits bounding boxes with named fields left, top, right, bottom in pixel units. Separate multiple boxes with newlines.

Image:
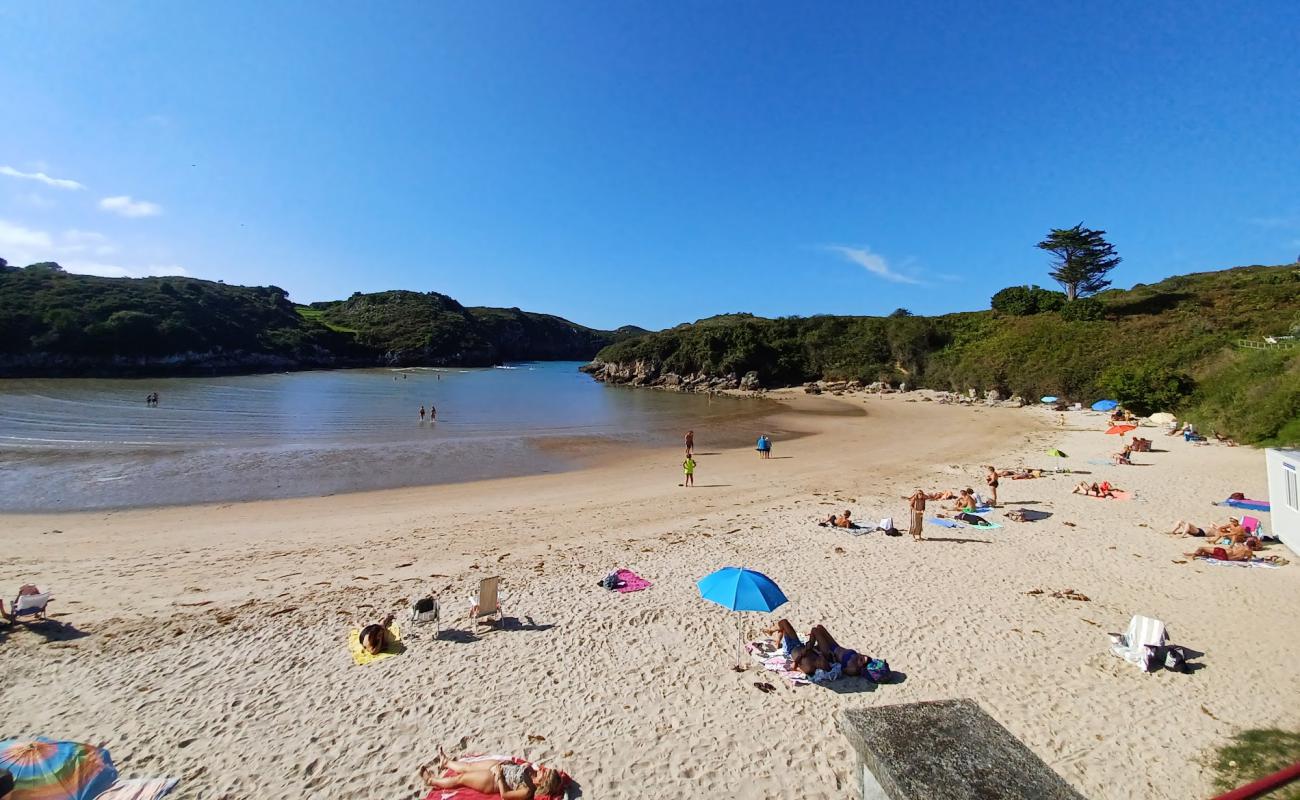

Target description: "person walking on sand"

left=682, top=454, right=696, bottom=487
left=685, top=430, right=694, bottom=456
left=419, top=405, right=426, bottom=422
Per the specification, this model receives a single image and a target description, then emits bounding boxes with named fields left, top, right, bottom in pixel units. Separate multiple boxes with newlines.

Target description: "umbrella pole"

left=736, top=615, right=744, bottom=670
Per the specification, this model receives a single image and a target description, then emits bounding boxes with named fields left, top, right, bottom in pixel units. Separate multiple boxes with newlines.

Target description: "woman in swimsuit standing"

left=985, top=466, right=999, bottom=507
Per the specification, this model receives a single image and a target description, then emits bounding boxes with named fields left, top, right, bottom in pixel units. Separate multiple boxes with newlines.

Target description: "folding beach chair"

left=1109, top=615, right=1167, bottom=672
left=1240, top=515, right=1262, bottom=535
left=408, top=592, right=440, bottom=635
left=469, top=576, right=503, bottom=631
left=11, top=585, right=52, bottom=622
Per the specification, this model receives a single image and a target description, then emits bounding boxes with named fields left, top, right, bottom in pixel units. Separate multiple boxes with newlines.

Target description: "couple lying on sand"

left=764, top=619, right=869, bottom=677
left=419, top=747, right=563, bottom=799
left=1072, top=481, right=1120, bottom=498
left=1169, top=518, right=1251, bottom=542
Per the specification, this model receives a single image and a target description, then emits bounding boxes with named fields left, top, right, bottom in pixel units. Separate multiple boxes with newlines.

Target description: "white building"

left=1266, top=449, right=1300, bottom=555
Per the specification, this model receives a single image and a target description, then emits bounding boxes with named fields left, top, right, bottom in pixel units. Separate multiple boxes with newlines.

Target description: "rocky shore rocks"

left=579, top=361, right=764, bottom=393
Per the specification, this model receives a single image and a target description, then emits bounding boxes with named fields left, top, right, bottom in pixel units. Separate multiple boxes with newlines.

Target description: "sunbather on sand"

left=817, top=513, right=839, bottom=527
left=1213, top=431, right=1238, bottom=446
left=1185, top=543, right=1255, bottom=561
left=420, top=749, right=561, bottom=799
left=1072, top=481, right=1099, bottom=496
left=1009, top=468, right=1044, bottom=479
left=763, top=619, right=829, bottom=675
left=358, top=613, right=396, bottom=656
left=807, top=625, right=869, bottom=676
left=834, top=510, right=855, bottom=528
left=1169, top=520, right=1206, bottom=537
left=1113, top=445, right=1133, bottom=465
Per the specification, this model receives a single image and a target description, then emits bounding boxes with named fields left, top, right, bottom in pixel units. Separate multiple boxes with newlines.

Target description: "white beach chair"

left=1109, top=615, right=1167, bottom=672
left=409, top=593, right=440, bottom=635
left=469, top=576, right=503, bottom=631
left=11, top=586, right=52, bottom=621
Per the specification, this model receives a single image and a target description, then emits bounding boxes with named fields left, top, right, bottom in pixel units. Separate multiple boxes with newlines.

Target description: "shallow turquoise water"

left=0, top=362, right=775, bottom=511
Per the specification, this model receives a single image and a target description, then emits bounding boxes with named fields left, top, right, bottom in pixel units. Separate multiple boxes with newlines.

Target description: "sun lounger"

left=11, top=586, right=51, bottom=621
left=470, top=576, right=503, bottom=631
left=1109, top=615, right=1167, bottom=672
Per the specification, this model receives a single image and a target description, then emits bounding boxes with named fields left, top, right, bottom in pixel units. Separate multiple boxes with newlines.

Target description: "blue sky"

left=2, top=1, right=1298, bottom=330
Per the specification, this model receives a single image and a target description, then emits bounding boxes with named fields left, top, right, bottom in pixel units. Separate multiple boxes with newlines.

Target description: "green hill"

left=588, top=264, right=1300, bottom=445
left=0, top=263, right=629, bottom=375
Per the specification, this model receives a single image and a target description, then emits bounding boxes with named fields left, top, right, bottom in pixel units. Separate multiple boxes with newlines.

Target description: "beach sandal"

left=754, top=681, right=776, bottom=693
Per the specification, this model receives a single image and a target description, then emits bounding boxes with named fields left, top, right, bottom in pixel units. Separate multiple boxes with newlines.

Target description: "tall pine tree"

left=1035, top=223, right=1121, bottom=301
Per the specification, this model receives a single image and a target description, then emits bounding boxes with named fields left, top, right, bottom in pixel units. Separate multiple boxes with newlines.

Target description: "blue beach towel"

left=1219, top=498, right=1270, bottom=512
left=927, top=518, right=961, bottom=529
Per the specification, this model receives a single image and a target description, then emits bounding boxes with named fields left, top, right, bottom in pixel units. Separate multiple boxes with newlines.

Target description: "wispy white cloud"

left=0, top=219, right=55, bottom=251
left=62, top=260, right=188, bottom=279
left=0, top=165, right=85, bottom=190
left=823, top=245, right=923, bottom=285
left=99, top=195, right=163, bottom=218
left=1248, top=214, right=1300, bottom=230
left=0, top=218, right=178, bottom=277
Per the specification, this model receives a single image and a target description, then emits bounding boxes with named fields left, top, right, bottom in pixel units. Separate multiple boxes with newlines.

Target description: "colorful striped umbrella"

left=0, top=738, right=118, bottom=800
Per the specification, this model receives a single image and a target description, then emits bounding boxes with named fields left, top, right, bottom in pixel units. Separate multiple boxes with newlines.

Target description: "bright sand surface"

left=2, top=390, right=1297, bottom=799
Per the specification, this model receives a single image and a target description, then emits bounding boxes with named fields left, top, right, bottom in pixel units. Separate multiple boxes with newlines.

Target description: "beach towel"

left=613, top=569, right=652, bottom=593
left=1219, top=498, right=1270, bottom=512
left=424, top=755, right=569, bottom=800
left=96, top=778, right=180, bottom=800
left=347, top=622, right=404, bottom=666
left=745, top=641, right=841, bottom=686
left=1109, top=615, right=1167, bottom=671
left=1196, top=557, right=1281, bottom=569
left=927, top=517, right=1002, bottom=530
left=1087, top=458, right=1118, bottom=466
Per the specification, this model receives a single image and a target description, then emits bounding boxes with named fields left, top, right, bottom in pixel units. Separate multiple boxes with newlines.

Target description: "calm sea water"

left=0, top=363, right=776, bottom=512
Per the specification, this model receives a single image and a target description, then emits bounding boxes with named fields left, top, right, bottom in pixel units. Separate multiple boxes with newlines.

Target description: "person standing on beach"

left=685, top=430, right=694, bottom=456
left=905, top=489, right=936, bottom=541
left=419, top=405, right=426, bottom=422
left=682, top=454, right=696, bottom=487
left=985, top=466, right=1000, bottom=507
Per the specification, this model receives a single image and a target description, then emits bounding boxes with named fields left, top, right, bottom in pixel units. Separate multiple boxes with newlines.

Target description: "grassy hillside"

left=592, top=264, right=1300, bottom=445
left=0, top=264, right=628, bottom=375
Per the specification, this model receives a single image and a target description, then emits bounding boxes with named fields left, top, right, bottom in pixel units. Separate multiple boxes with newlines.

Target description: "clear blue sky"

left=2, top=1, right=1298, bottom=330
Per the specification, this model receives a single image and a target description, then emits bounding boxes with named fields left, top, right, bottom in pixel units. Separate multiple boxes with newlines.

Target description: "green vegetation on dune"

left=1210, top=729, right=1300, bottom=799
left=593, top=264, right=1300, bottom=445
left=0, top=264, right=625, bottom=375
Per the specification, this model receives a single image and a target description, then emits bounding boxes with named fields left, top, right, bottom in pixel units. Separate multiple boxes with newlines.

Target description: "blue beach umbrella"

left=1091, top=399, right=1119, bottom=412
left=698, top=567, right=788, bottom=669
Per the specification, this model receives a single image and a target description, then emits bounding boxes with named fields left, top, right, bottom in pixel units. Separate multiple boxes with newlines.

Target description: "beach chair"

left=470, top=576, right=503, bottom=631
left=11, top=585, right=52, bottom=621
left=1109, top=615, right=1167, bottom=672
left=409, top=592, right=440, bottom=635
left=1240, top=515, right=1262, bottom=535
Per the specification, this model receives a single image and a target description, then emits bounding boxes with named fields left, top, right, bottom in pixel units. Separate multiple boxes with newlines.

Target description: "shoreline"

left=2, top=391, right=1296, bottom=800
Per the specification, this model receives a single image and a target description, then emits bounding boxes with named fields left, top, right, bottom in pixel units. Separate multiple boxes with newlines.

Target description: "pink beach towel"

left=614, top=569, right=652, bottom=593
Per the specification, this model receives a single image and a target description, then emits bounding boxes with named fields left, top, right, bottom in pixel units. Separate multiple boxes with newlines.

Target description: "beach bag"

left=878, top=517, right=894, bottom=532
left=1164, top=646, right=1188, bottom=674
left=600, top=572, right=623, bottom=591
left=1140, top=644, right=1162, bottom=672
left=865, top=658, right=891, bottom=683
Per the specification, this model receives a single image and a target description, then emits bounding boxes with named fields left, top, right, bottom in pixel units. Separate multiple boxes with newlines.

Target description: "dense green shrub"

left=990, top=285, right=1066, bottom=315
left=1058, top=296, right=1104, bottom=321
left=1098, top=364, right=1194, bottom=415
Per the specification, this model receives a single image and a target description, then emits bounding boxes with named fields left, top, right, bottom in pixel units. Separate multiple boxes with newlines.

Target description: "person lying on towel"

left=420, top=749, right=563, bottom=799
left=359, top=613, right=397, bottom=655
left=763, top=619, right=830, bottom=676
left=1185, top=543, right=1256, bottom=562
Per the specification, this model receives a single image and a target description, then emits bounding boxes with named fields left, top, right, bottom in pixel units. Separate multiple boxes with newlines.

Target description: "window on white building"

left=1286, top=462, right=1298, bottom=512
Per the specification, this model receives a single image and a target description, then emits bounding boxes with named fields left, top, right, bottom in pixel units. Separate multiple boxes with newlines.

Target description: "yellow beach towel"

left=347, top=622, right=404, bottom=665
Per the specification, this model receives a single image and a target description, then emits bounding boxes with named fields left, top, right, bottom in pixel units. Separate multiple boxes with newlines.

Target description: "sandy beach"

left=2, top=390, right=1297, bottom=799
